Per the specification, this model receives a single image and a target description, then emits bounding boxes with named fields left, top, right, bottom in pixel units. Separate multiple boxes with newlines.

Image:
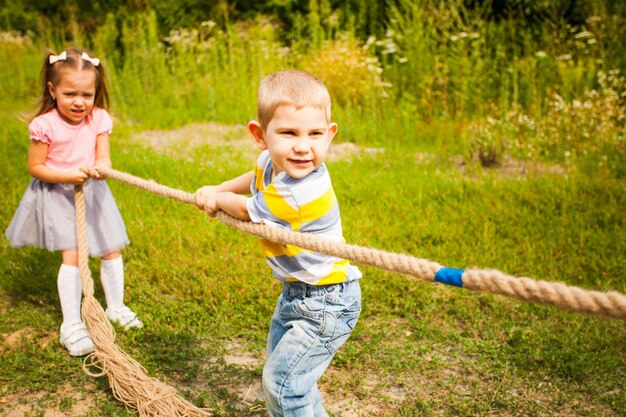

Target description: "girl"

left=5, top=47, right=142, bottom=357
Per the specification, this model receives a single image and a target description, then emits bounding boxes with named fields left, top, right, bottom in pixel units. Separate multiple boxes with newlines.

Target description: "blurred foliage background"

left=1, top=0, right=624, bottom=174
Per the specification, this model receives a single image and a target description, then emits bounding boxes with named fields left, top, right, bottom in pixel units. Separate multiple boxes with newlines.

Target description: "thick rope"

left=94, top=167, right=626, bottom=321
left=74, top=184, right=212, bottom=416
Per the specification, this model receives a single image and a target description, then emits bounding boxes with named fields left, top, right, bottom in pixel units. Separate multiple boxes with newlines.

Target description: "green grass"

left=1, top=101, right=625, bottom=415
left=1, top=4, right=625, bottom=413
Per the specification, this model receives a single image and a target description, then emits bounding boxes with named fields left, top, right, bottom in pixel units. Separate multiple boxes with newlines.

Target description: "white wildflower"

left=574, top=31, right=593, bottom=39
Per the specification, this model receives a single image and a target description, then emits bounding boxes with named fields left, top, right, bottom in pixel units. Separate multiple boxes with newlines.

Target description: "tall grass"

left=3, top=1, right=623, bottom=174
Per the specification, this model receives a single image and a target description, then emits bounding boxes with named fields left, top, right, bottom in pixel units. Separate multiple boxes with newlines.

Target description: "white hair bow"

left=49, top=51, right=67, bottom=64
left=81, top=52, right=100, bottom=67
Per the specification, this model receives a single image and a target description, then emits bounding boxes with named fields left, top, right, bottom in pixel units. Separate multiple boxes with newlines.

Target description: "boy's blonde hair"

left=257, top=70, right=331, bottom=128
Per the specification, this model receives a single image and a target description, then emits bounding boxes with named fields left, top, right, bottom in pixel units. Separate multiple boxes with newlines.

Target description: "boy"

left=195, top=70, right=362, bottom=417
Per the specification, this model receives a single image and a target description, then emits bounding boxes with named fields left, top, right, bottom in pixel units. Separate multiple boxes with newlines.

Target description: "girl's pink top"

left=28, top=107, right=113, bottom=172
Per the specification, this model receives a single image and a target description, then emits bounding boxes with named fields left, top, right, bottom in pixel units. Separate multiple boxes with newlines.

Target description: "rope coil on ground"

left=94, top=167, right=626, bottom=321
left=75, top=184, right=212, bottom=416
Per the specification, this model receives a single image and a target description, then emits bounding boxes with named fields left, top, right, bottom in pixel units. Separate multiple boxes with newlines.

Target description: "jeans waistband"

left=282, top=279, right=358, bottom=298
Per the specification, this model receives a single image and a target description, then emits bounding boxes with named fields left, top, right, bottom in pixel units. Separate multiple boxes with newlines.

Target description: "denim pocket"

left=293, top=294, right=325, bottom=322
left=324, top=294, right=361, bottom=354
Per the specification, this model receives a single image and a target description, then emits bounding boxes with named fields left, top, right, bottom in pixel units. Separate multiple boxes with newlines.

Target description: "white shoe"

left=106, top=305, right=144, bottom=329
left=60, top=322, right=95, bottom=356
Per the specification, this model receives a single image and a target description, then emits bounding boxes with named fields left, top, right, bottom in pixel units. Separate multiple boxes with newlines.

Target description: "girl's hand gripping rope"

left=80, top=167, right=103, bottom=181
left=93, top=164, right=110, bottom=179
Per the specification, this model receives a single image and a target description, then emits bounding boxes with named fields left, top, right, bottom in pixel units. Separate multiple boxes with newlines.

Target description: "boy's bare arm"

left=194, top=171, right=254, bottom=208
left=195, top=171, right=254, bottom=220
left=195, top=170, right=254, bottom=209
left=218, top=170, right=255, bottom=194
left=215, top=192, right=250, bottom=220
left=200, top=191, right=250, bottom=220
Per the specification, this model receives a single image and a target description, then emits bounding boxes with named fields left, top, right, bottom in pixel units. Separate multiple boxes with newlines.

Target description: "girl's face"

left=48, top=67, right=97, bottom=125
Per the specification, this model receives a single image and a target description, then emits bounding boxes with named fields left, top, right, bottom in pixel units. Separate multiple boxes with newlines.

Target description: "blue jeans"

left=263, top=279, right=362, bottom=417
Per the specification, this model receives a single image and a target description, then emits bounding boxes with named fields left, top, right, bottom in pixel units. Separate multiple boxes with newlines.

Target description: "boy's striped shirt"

left=246, top=150, right=361, bottom=285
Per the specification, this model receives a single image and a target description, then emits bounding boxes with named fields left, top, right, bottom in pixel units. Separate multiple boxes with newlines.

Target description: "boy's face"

left=249, top=104, right=337, bottom=179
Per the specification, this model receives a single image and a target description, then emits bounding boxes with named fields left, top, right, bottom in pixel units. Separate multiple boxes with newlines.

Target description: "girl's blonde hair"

left=35, top=46, right=110, bottom=120
left=257, top=70, right=331, bottom=128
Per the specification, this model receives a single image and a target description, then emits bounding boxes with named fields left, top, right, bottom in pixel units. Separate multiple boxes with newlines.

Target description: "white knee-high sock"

left=57, top=264, right=82, bottom=325
left=100, top=257, right=125, bottom=309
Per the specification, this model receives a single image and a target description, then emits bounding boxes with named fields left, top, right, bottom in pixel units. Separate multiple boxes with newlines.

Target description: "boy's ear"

left=248, top=121, right=268, bottom=150
left=327, top=122, right=338, bottom=142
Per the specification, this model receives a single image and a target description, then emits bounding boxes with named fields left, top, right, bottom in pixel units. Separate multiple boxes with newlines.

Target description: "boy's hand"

left=195, top=185, right=220, bottom=210
left=195, top=185, right=250, bottom=220
left=201, top=193, right=220, bottom=217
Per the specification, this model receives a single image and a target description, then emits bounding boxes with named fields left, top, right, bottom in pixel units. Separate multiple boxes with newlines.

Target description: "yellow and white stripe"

left=247, top=150, right=361, bottom=285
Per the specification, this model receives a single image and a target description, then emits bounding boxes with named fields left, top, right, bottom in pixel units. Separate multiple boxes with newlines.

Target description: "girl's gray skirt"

left=5, top=178, right=130, bottom=257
